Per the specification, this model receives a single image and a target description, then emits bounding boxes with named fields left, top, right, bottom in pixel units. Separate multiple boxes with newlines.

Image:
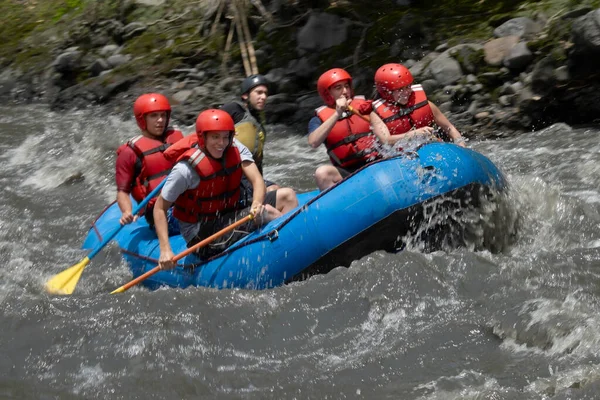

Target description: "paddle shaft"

left=111, top=213, right=254, bottom=293
left=347, top=105, right=371, bottom=123
left=45, top=179, right=167, bottom=295
left=87, top=180, right=166, bottom=259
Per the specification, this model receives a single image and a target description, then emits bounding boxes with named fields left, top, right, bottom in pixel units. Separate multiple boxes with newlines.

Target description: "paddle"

left=110, top=213, right=255, bottom=294
left=347, top=105, right=371, bottom=123
left=45, top=181, right=166, bottom=295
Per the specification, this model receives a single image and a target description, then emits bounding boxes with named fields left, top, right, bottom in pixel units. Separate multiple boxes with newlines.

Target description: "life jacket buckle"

left=267, top=229, right=279, bottom=242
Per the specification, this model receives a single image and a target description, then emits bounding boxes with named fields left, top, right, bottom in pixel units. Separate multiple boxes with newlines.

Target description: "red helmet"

left=133, top=93, right=171, bottom=131
left=374, top=64, right=414, bottom=101
left=317, top=68, right=353, bottom=106
left=195, top=109, right=235, bottom=150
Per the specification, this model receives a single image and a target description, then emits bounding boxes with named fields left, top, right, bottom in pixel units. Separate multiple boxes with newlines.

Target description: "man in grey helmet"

left=221, top=75, right=280, bottom=207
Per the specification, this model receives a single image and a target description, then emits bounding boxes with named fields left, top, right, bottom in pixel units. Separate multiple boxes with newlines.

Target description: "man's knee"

left=276, top=187, right=298, bottom=210
left=314, top=165, right=332, bottom=181
left=314, top=165, right=341, bottom=190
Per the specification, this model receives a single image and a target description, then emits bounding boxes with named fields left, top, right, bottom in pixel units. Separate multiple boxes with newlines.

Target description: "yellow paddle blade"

left=45, top=257, right=90, bottom=295
left=109, top=286, right=126, bottom=295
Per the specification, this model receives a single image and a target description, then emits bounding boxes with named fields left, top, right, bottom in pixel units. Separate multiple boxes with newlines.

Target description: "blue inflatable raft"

left=82, top=142, right=507, bottom=290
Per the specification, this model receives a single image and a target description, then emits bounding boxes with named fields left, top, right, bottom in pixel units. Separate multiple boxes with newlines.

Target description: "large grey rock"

left=218, top=77, right=239, bottom=92
left=503, top=42, right=533, bottom=70
left=499, top=82, right=516, bottom=95
left=392, top=13, right=425, bottom=39
left=265, top=93, right=290, bottom=105
left=447, top=44, right=483, bottom=74
left=510, top=81, right=524, bottom=94
left=296, top=94, right=323, bottom=110
left=288, top=57, right=318, bottom=78
left=420, top=79, right=440, bottom=93
left=483, top=36, right=519, bottom=66
left=297, top=13, right=349, bottom=52
left=107, top=54, right=131, bottom=68
left=89, top=58, right=110, bottom=77
left=572, top=9, right=600, bottom=53
left=268, top=102, right=297, bottom=123
left=531, top=57, right=556, bottom=94
left=99, top=44, right=120, bottom=57
left=172, top=90, right=193, bottom=104
left=429, top=54, right=463, bottom=86
left=493, top=17, right=541, bottom=39
left=561, top=7, right=594, bottom=20
left=409, top=51, right=439, bottom=80
left=53, top=48, right=82, bottom=74
left=554, top=66, right=570, bottom=82
left=265, top=68, right=287, bottom=85
left=192, top=86, right=210, bottom=98
left=96, top=19, right=124, bottom=43
left=467, top=100, right=479, bottom=116
left=91, top=32, right=110, bottom=47
left=498, top=95, right=514, bottom=107
left=0, top=69, right=17, bottom=100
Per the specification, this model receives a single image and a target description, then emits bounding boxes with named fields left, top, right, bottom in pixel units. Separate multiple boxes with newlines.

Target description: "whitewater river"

left=1, top=104, right=599, bottom=399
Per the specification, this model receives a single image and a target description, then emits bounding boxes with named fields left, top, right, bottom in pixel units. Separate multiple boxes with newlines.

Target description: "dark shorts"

left=335, top=164, right=363, bottom=178
left=187, top=190, right=278, bottom=259
left=144, top=205, right=180, bottom=236
left=238, top=175, right=278, bottom=208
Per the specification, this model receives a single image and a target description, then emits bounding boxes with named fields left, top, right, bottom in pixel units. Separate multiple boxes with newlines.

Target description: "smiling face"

left=244, top=85, right=268, bottom=111
left=391, top=85, right=413, bottom=105
left=203, top=130, right=231, bottom=158
left=144, top=111, right=168, bottom=137
left=328, top=80, right=352, bottom=101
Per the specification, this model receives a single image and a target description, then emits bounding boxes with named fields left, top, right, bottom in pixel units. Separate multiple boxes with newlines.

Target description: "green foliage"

left=53, top=0, right=84, bottom=22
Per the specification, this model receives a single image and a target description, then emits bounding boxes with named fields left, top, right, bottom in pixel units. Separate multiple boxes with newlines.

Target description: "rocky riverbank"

left=1, top=0, right=600, bottom=138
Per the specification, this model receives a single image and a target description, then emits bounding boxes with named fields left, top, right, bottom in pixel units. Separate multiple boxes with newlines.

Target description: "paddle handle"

left=347, top=105, right=371, bottom=123
left=110, top=214, right=254, bottom=294
left=88, top=180, right=166, bottom=259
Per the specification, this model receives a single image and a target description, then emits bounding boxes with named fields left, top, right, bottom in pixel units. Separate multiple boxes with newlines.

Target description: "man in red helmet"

left=115, top=93, right=184, bottom=228
left=372, top=63, right=465, bottom=147
left=307, top=68, right=391, bottom=191
left=153, top=109, right=298, bottom=268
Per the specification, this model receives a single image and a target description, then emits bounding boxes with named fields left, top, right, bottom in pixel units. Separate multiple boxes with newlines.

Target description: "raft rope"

left=186, top=152, right=419, bottom=270
left=116, top=148, right=426, bottom=274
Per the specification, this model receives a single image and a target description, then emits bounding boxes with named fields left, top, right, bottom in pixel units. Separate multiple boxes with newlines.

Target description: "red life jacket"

left=116, top=128, right=184, bottom=203
left=315, top=97, right=379, bottom=168
left=163, top=134, right=199, bottom=163
left=372, top=85, right=434, bottom=136
left=172, top=146, right=243, bottom=224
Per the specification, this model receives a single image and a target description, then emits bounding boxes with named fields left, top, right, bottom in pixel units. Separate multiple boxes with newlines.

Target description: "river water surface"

left=1, top=105, right=600, bottom=399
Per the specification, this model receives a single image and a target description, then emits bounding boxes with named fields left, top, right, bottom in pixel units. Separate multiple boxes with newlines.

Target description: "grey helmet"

left=241, top=74, right=268, bottom=96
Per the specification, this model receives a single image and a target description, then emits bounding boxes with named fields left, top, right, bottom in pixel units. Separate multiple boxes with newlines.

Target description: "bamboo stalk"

left=238, top=0, right=259, bottom=74
left=232, top=1, right=252, bottom=76
left=249, top=0, right=273, bottom=24
left=221, top=18, right=236, bottom=76
left=210, top=0, right=226, bottom=37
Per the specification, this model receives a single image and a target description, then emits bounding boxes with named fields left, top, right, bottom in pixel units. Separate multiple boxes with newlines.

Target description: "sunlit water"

left=1, top=105, right=599, bottom=399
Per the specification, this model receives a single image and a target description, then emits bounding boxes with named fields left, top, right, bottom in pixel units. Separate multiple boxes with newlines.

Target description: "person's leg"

left=186, top=211, right=252, bottom=259
left=274, top=187, right=298, bottom=214
left=256, top=190, right=282, bottom=224
left=264, top=178, right=280, bottom=192
left=314, top=165, right=343, bottom=191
